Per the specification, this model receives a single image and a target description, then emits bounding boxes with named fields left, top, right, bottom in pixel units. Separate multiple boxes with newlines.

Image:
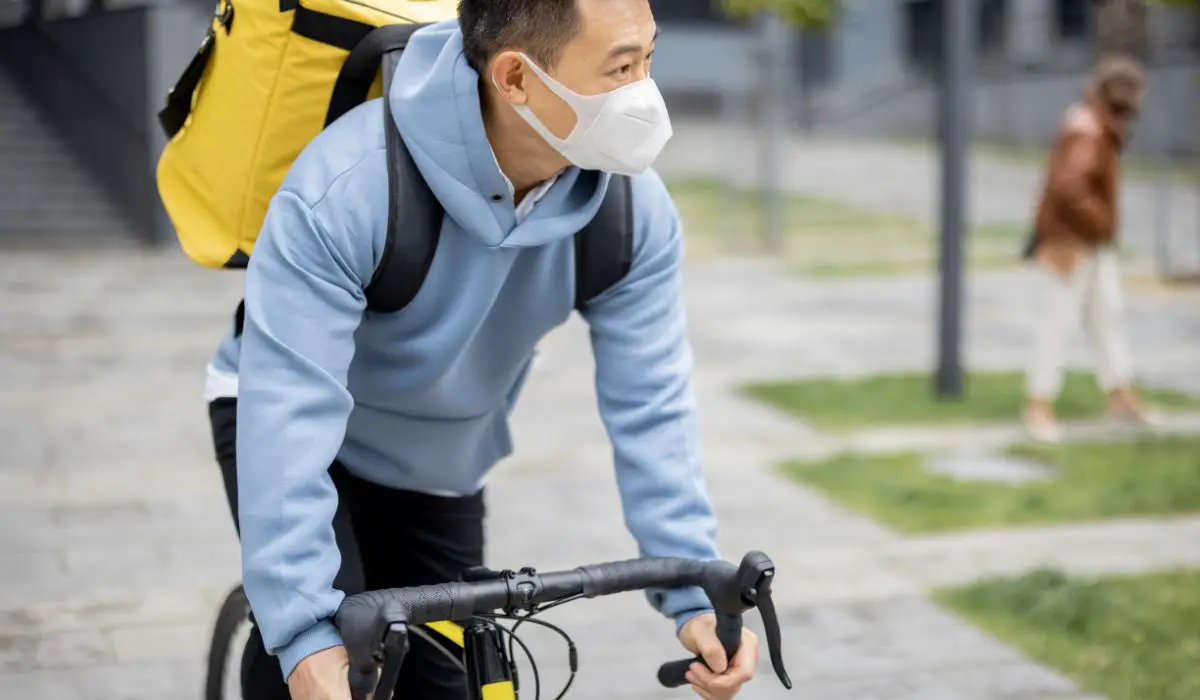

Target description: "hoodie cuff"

left=276, top=619, right=345, bottom=683
left=659, top=585, right=714, bottom=634
left=674, top=607, right=715, bottom=636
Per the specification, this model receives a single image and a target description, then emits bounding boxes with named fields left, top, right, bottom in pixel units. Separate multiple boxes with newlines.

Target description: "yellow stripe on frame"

left=481, top=681, right=516, bottom=700
left=423, top=620, right=465, bottom=647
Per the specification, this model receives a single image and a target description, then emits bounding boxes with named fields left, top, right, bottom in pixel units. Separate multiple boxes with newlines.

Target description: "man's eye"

left=611, top=64, right=632, bottom=76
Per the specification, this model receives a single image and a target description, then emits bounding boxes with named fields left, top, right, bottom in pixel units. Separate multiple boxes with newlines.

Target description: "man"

left=204, top=1, right=759, bottom=698
left=1024, top=54, right=1155, bottom=442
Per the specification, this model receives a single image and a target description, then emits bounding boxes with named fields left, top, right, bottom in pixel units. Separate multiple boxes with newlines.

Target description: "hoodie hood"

left=389, top=20, right=609, bottom=248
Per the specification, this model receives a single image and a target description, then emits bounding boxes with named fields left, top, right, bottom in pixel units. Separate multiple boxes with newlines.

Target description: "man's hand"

left=288, top=646, right=352, bottom=700
left=678, top=613, right=759, bottom=700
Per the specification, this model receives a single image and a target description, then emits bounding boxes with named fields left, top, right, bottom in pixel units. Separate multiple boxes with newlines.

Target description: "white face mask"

left=503, top=54, right=673, bottom=176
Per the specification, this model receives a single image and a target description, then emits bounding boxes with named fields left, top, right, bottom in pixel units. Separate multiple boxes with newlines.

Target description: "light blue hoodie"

left=219, top=20, right=719, bottom=680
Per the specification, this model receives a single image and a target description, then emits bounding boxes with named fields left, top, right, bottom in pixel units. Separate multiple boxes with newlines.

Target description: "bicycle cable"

left=475, top=615, right=542, bottom=699
left=477, top=601, right=581, bottom=700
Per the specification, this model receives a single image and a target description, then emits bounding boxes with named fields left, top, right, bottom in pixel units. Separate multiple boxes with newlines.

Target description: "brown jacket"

left=1033, top=98, right=1125, bottom=273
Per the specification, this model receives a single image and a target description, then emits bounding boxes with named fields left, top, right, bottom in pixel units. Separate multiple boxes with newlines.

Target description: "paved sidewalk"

left=2, top=249, right=1197, bottom=699
left=657, top=120, right=1200, bottom=270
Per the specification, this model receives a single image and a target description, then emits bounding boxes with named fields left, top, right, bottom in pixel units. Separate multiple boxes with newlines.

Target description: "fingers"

left=697, top=642, right=728, bottom=675
left=687, top=630, right=759, bottom=700
left=686, top=665, right=719, bottom=700
left=686, top=661, right=717, bottom=686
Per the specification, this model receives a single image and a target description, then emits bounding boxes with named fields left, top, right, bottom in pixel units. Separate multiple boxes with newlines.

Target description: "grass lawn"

left=742, top=370, right=1200, bottom=431
left=780, top=435, right=1200, bottom=532
left=976, top=142, right=1200, bottom=186
left=891, top=137, right=1200, bottom=185
left=937, top=569, right=1200, bottom=700
left=666, top=178, right=1026, bottom=274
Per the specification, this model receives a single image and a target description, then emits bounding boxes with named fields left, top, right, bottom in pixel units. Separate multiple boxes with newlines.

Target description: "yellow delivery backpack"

left=155, top=0, right=457, bottom=269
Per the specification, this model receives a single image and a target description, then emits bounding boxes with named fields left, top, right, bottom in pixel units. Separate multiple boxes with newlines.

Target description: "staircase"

left=0, top=66, right=133, bottom=244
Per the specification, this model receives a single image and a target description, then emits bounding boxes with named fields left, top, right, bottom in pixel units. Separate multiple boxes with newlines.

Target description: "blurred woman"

left=1023, top=55, right=1156, bottom=442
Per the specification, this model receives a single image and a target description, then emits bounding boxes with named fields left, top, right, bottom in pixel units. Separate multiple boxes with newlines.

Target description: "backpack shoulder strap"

left=232, top=25, right=436, bottom=335
left=325, top=23, right=426, bottom=127
left=362, top=41, right=444, bottom=314
left=574, top=174, right=634, bottom=311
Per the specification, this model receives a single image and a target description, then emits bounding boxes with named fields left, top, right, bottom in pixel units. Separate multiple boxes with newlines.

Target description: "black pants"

left=209, top=398, right=485, bottom=700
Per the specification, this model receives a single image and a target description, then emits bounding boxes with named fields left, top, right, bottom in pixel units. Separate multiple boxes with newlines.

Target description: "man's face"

left=496, top=0, right=658, bottom=140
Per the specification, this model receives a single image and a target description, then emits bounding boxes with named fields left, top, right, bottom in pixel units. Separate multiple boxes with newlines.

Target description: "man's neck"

left=481, top=85, right=567, bottom=196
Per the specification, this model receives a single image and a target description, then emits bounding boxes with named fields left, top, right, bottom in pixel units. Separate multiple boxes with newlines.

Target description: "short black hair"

left=458, top=0, right=582, bottom=73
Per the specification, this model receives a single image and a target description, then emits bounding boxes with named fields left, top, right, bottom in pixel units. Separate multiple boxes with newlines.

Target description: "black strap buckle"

left=214, top=0, right=234, bottom=33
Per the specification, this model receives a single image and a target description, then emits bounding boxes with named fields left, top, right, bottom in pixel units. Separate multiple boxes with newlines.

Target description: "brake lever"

left=656, top=552, right=794, bottom=690
left=753, top=568, right=793, bottom=689
left=343, top=602, right=409, bottom=700
left=371, top=622, right=409, bottom=700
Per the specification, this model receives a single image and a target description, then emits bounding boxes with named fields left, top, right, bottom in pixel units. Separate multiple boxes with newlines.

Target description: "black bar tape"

left=574, top=558, right=705, bottom=597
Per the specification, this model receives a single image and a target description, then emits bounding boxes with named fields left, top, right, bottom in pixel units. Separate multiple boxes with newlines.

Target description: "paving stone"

left=925, top=451, right=1058, bottom=485
left=0, top=588, right=227, bottom=638
left=0, top=659, right=205, bottom=700
left=939, top=663, right=1080, bottom=700
left=785, top=674, right=966, bottom=700
left=108, top=623, right=212, bottom=664
left=780, top=598, right=1023, bottom=682
left=0, top=629, right=114, bottom=671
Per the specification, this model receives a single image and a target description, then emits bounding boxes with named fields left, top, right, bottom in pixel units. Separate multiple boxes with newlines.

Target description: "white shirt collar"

left=492, top=151, right=559, bottom=223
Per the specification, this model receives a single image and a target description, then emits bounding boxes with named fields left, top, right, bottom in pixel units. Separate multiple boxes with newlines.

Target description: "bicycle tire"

left=205, top=584, right=252, bottom=700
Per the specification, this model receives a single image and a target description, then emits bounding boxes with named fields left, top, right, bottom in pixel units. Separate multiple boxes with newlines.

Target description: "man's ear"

left=490, top=52, right=529, bottom=106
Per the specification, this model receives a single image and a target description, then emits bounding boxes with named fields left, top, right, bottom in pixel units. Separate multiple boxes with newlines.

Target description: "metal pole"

left=757, top=10, right=787, bottom=254
left=935, top=0, right=974, bottom=398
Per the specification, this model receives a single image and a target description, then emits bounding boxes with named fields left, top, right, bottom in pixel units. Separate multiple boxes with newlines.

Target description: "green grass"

left=800, top=254, right=1021, bottom=278
left=781, top=435, right=1200, bottom=532
left=666, top=178, right=1026, bottom=274
left=976, top=142, right=1200, bottom=186
left=742, top=370, right=1200, bottom=430
left=937, top=569, right=1200, bottom=700
left=890, top=137, right=1200, bottom=185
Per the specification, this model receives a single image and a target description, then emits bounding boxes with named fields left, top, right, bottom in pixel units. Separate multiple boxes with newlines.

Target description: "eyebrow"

left=606, top=26, right=660, bottom=60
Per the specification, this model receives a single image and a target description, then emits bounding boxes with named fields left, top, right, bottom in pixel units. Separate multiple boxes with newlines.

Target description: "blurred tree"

left=711, top=0, right=843, bottom=252
left=718, top=0, right=840, bottom=30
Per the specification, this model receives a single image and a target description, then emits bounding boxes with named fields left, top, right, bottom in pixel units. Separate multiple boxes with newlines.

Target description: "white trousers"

left=1027, top=248, right=1133, bottom=399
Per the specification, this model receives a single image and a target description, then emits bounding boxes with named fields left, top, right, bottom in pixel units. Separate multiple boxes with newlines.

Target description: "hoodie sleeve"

left=236, top=189, right=371, bottom=681
left=580, top=171, right=720, bottom=631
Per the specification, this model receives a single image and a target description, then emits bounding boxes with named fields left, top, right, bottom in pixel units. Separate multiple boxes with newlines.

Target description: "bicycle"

left=204, top=550, right=793, bottom=700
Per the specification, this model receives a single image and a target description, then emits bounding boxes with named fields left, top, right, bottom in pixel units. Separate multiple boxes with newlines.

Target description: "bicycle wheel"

left=205, top=584, right=253, bottom=700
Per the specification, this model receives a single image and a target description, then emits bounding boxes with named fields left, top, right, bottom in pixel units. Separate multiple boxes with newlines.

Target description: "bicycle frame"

left=406, top=620, right=516, bottom=700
